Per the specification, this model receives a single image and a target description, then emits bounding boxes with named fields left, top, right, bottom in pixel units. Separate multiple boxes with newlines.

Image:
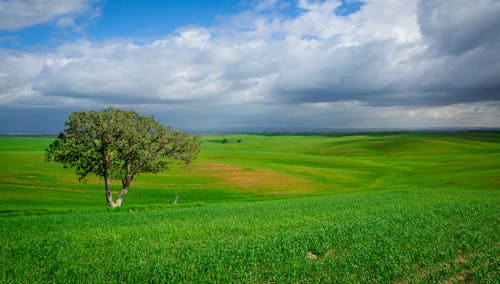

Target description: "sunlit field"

left=1, top=132, right=499, bottom=282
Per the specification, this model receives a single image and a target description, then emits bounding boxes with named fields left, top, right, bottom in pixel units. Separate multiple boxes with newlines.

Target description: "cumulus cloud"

left=0, top=0, right=499, bottom=131
left=0, top=0, right=96, bottom=30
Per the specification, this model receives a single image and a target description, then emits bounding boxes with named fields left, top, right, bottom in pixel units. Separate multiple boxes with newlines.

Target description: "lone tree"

left=46, top=107, right=201, bottom=207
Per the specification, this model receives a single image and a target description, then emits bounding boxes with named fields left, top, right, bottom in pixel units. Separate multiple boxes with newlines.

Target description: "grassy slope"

left=0, top=132, right=499, bottom=282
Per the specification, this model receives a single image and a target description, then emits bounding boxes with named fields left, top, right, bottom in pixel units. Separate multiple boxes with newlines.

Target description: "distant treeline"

left=0, top=134, right=58, bottom=138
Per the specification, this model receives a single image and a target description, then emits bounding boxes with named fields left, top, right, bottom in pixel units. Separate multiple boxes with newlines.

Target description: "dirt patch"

left=195, top=162, right=312, bottom=194
left=400, top=249, right=490, bottom=284
left=485, top=180, right=500, bottom=190
left=197, top=164, right=239, bottom=171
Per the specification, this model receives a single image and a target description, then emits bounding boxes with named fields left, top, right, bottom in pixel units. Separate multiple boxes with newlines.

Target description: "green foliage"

left=45, top=108, right=200, bottom=206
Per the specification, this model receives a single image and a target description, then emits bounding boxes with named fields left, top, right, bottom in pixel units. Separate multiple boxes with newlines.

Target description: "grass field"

left=0, top=132, right=499, bottom=282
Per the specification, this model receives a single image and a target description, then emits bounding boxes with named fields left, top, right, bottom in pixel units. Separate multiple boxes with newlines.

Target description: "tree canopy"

left=46, top=107, right=201, bottom=207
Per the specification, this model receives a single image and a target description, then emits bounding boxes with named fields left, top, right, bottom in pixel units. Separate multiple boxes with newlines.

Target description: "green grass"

left=0, top=132, right=499, bottom=282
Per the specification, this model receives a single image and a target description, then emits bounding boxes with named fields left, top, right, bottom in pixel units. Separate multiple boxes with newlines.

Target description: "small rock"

left=306, top=252, right=318, bottom=259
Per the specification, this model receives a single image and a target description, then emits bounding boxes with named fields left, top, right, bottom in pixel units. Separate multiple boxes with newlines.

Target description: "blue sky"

left=1, top=0, right=364, bottom=49
left=0, top=0, right=499, bottom=133
left=0, top=1, right=238, bottom=49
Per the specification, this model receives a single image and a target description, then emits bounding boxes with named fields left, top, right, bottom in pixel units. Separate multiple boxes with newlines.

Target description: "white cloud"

left=56, top=17, right=76, bottom=28
left=0, top=0, right=95, bottom=30
left=0, top=0, right=499, bottom=131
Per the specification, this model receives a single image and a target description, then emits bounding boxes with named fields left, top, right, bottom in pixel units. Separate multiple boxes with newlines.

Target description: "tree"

left=46, top=107, right=201, bottom=207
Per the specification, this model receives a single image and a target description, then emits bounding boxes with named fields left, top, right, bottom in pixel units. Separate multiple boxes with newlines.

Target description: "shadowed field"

left=0, top=132, right=499, bottom=282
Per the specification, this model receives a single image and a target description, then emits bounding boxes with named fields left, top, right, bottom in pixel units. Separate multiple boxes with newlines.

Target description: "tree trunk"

left=104, top=173, right=118, bottom=207
left=114, top=185, right=130, bottom=207
left=104, top=167, right=132, bottom=207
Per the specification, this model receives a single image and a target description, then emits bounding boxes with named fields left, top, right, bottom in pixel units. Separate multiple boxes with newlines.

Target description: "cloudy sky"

left=0, top=0, right=499, bottom=133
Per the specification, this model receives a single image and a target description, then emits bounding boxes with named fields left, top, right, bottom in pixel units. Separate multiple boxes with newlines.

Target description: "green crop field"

left=0, top=132, right=499, bottom=282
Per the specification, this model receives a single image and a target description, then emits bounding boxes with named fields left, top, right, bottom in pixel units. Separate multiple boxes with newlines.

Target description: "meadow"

left=0, top=132, right=499, bottom=282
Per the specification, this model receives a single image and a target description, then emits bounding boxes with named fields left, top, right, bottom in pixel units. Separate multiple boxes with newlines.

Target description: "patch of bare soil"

left=485, top=180, right=500, bottom=190
left=397, top=249, right=489, bottom=284
left=196, top=162, right=313, bottom=194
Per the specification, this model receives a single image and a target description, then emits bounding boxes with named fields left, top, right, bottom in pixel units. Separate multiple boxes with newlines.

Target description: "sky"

left=0, top=0, right=499, bottom=133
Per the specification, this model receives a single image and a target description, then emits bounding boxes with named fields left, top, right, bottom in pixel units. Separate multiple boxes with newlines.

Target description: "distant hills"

left=1, top=127, right=499, bottom=136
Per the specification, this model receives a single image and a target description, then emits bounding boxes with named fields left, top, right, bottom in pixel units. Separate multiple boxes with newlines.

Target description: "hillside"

left=0, top=132, right=499, bottom=282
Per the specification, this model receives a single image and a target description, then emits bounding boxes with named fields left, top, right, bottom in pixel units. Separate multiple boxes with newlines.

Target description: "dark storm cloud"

left=413, top=0, right=500, bottom=104
left=417, top=0, right=500, bottom=56
left=268, top=0, right=500, bottom=107
left=0, top=106, right=74, bottom=133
